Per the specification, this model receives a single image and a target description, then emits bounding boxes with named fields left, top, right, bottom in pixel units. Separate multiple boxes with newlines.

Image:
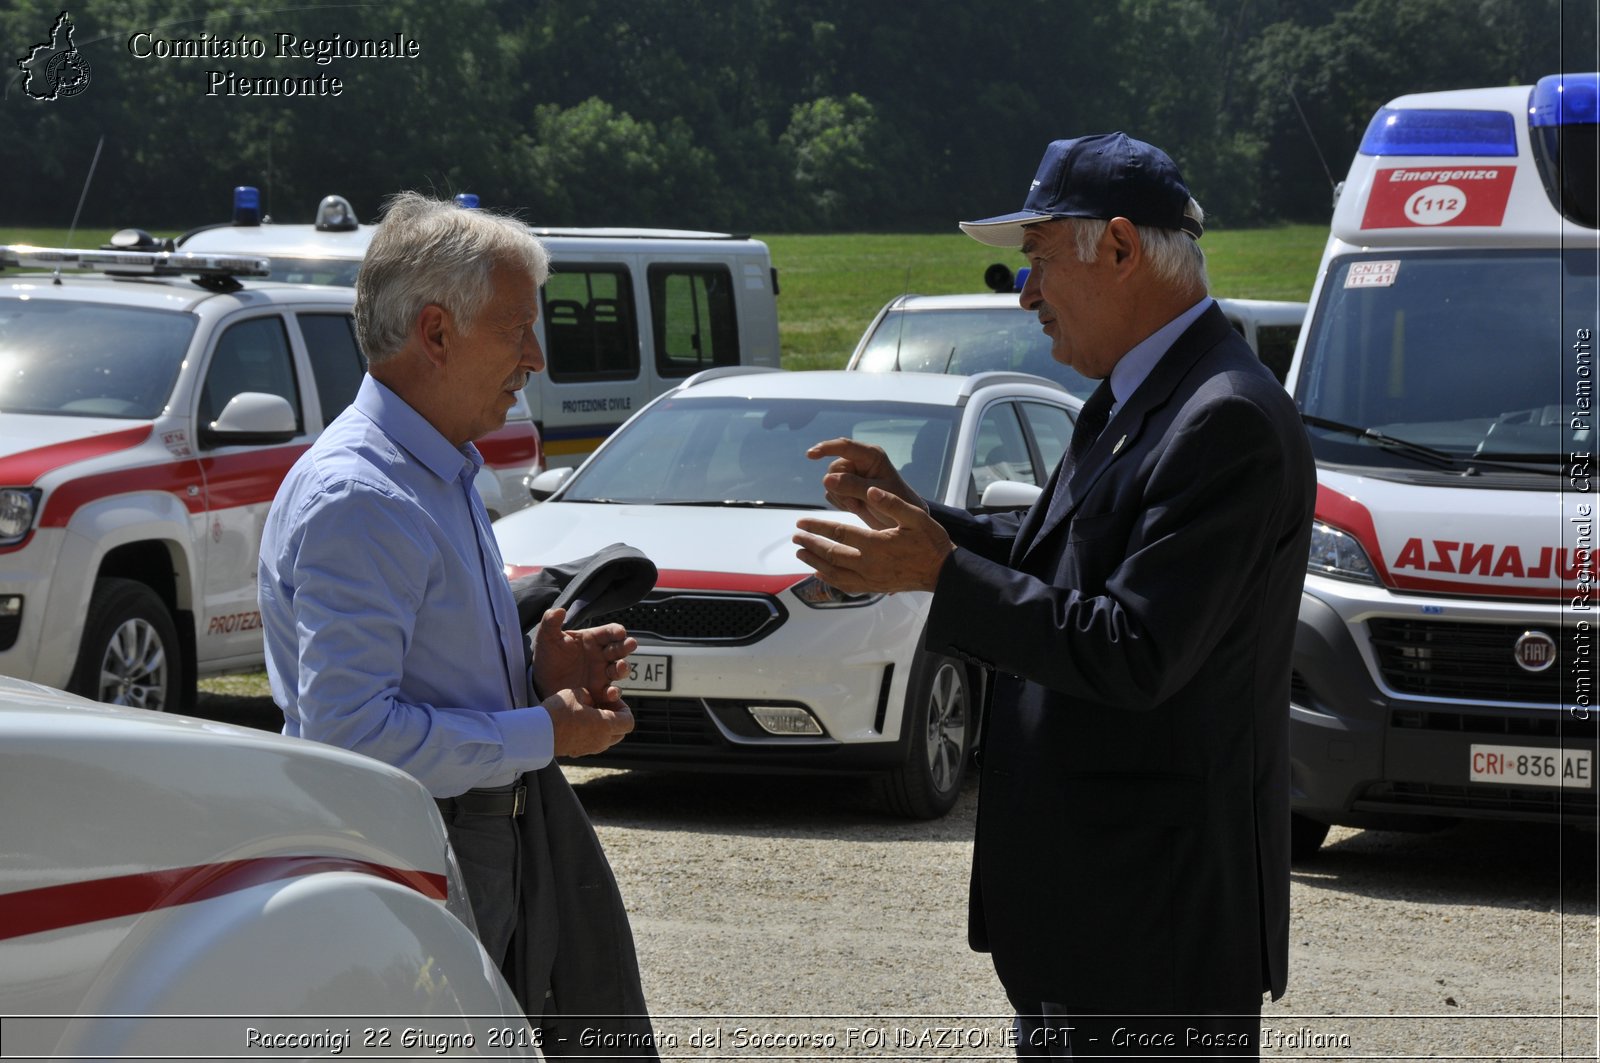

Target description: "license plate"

left=616, top=654, right=671, bottom=692
left=1469, top=744, right=1593, bottom=789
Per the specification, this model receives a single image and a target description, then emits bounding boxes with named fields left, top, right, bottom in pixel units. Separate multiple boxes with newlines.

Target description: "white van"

left=1285, top=74, right=1598, bottom=857
left=179, top=191, right=783, bottom=467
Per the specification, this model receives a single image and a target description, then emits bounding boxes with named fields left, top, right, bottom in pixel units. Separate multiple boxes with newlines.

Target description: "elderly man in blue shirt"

left=259, top=192, right=655, bottom=1057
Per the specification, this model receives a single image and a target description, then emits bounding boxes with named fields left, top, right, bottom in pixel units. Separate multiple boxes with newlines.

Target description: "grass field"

left=2, top=223, right=1326, bottom=372
left=764, top=226, right=1326, bottom=370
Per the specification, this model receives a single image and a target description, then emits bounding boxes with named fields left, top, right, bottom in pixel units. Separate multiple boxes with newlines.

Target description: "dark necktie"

left=1056, top=381, right=1113, bottom=491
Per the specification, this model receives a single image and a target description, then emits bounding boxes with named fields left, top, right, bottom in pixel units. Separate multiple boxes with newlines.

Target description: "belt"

left=435, top=783, right=528, bottom=818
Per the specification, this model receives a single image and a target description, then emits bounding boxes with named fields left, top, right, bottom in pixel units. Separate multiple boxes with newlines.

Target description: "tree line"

left=2, top=0, right=1595, bottom=233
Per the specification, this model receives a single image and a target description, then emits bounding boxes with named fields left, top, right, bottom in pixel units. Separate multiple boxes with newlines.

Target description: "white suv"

left=0, top=244, right=538, bottom=712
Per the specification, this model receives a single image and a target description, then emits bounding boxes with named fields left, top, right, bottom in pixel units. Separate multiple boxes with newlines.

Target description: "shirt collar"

left=1107, top=295, right=1214, bottom=413
left=353, top=375, right=483, bottom=483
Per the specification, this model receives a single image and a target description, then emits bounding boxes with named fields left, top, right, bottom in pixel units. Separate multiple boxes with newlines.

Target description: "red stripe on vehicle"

left=0, top=425, right=153, bottom=486
left=476, top=423, right=539, bottom=468
left=501, top=566, right=805, bottom=596
left=653, top=569, right=808, bottom=594
left=37, top=446, right=307, bottom=528
left=0, top=857, right=448, bottom=942
left=1381, top=571, right=1571, bottom=600
left=1316, top=484, right=1573, bottom=600
left=199, top=446, right=309, bottom=509
left=1314, top=484, right=1393, bottom=584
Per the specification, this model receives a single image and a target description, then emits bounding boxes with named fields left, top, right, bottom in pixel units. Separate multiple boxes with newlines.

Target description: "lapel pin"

left=1112, top=434, right=1127, bottom=454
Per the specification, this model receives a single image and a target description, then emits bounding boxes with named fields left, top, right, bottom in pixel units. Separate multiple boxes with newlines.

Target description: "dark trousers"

left=439, top=783, right=524, bottom=967
left=1013, top=1002, right=1259, bottom=1061
left=440, top=777, right=659, bottom=1061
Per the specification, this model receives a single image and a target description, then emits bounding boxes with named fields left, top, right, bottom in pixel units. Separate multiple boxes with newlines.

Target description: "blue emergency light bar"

left=1529, top=73, right=1600, bottom=128
left=232, top=186, right=262, bottom=226
left=1358, top=108, right=1517, bottom=157
left=453, top=193, right=481, bottom=209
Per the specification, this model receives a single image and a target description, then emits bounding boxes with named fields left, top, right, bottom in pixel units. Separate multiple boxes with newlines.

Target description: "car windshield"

left=562, top=394, right=960, bottom=507
left=855, top=306, right=1096, bottom=400
left=0, top=299, right=197, bottom=418
left=1295, top=250, right=1595, bottom=469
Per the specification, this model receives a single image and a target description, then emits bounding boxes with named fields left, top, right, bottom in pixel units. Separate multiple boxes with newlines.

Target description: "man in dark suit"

left=794, top=133, right=1315, bottom=1060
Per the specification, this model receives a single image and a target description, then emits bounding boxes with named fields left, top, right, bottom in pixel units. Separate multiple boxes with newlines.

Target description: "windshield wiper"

left=655, top=499, right=828, bottom=509
left=1466, top=452, right=1568, bottom=472
left=1302, top=415, right=1564, bottom=475
left=1302, top=414, right=1463, bottom=469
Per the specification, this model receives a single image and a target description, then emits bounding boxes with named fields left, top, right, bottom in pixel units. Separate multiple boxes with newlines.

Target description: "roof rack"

left=1, top=245, right=271, bottom=293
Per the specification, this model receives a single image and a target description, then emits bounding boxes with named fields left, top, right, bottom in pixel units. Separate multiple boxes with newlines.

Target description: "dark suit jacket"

left=924, top=303, right=1315, bottom=1015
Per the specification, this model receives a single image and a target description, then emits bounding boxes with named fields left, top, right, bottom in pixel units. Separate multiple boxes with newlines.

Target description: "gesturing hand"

left=807, top=437, right=927, bottom=530
left=531, top=607, right=638, bottom=704
left=794, top=485, right=953, bottom=595
left=544, top=686, right=636, bottom=758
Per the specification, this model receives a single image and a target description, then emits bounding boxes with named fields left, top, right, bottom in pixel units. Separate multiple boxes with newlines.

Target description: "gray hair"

left=1059, top=198, right=1210, bottom=292
left=355, top=192, right=550, bottom=365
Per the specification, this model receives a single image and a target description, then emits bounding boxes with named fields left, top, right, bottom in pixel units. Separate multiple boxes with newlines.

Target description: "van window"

left=542, top=265, right=639, bottom=382
left=298, top=313, right=365, bottom=424
left=649, top=264, right=740, bottom=377
left=199, top=316, right=302, bottom=434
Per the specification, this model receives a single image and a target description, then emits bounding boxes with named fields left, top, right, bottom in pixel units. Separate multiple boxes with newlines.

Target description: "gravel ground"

left=564, top=764, right=1599, bottom=1062
left=194, top=691, right=1599, bottom=1061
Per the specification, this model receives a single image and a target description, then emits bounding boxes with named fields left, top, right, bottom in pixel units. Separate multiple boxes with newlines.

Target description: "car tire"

left=879, top=653, right=973, bottom=819
left=67, top=578, right=183, bottom=712
left=1290, top=812, right=1331, bottom=864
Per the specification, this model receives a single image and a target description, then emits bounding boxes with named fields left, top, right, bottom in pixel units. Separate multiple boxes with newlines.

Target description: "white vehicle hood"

left=494, top=501, right=859, bottom=586
left=0, top=415, right=150, bottom=473
left=1317, top=467, right=1588, bottom=601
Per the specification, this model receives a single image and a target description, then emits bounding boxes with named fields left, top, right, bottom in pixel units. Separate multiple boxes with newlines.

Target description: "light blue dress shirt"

left=1106, top=295, right=1214, bottom=421
left=259, top=375, right=551, bottom=797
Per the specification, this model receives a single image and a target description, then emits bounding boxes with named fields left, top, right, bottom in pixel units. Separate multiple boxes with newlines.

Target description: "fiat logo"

left=1513, top=630, right=1556, bottom=673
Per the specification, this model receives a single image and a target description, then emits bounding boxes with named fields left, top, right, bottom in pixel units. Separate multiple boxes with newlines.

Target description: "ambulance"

left=178, top=190, right=783, bottom=467
left=1286, top=73, right=1599, bottom=857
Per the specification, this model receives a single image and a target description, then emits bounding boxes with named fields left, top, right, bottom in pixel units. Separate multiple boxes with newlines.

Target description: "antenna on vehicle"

left=52, top=134, right=106, bottom=285
left=892, top=266, right=911, bottom=371
left=1283, top=77, right=1338, bottom=192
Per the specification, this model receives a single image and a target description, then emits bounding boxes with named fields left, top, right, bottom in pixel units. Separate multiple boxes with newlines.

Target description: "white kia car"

left=493, top=368, right=1080, bottom=818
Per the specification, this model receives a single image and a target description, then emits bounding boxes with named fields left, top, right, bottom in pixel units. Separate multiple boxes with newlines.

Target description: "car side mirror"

left=200, top=392, right=297, bottom=446
left=976, top=479, right=1043, bottom=512
left=526, top=466, right=574, bottom=502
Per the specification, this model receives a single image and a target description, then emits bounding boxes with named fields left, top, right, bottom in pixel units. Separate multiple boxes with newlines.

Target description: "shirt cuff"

left=492, top=704, right=555, bottom=771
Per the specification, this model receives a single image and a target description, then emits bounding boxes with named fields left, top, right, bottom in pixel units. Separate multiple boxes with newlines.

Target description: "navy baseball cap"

left=960, top=132, right=1203, bottom=247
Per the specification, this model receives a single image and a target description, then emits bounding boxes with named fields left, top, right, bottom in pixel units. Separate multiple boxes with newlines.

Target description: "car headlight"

left=1308, top=520, right=1379, bottom=584
left=0, top=489, right=40, bottom=546
left=791, top=575, right=883, bottom=608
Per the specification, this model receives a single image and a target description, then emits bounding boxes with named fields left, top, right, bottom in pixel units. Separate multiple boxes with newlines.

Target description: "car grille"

left=593, top=592, right=785, bottom=644
left=1361, top=780, right=1597, bottom=818
left=623, top=697, right=718, bottom=746
left=1367, top=619, right=1571, bottom=704
left=1390, top=707, right=1597, bottom=740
